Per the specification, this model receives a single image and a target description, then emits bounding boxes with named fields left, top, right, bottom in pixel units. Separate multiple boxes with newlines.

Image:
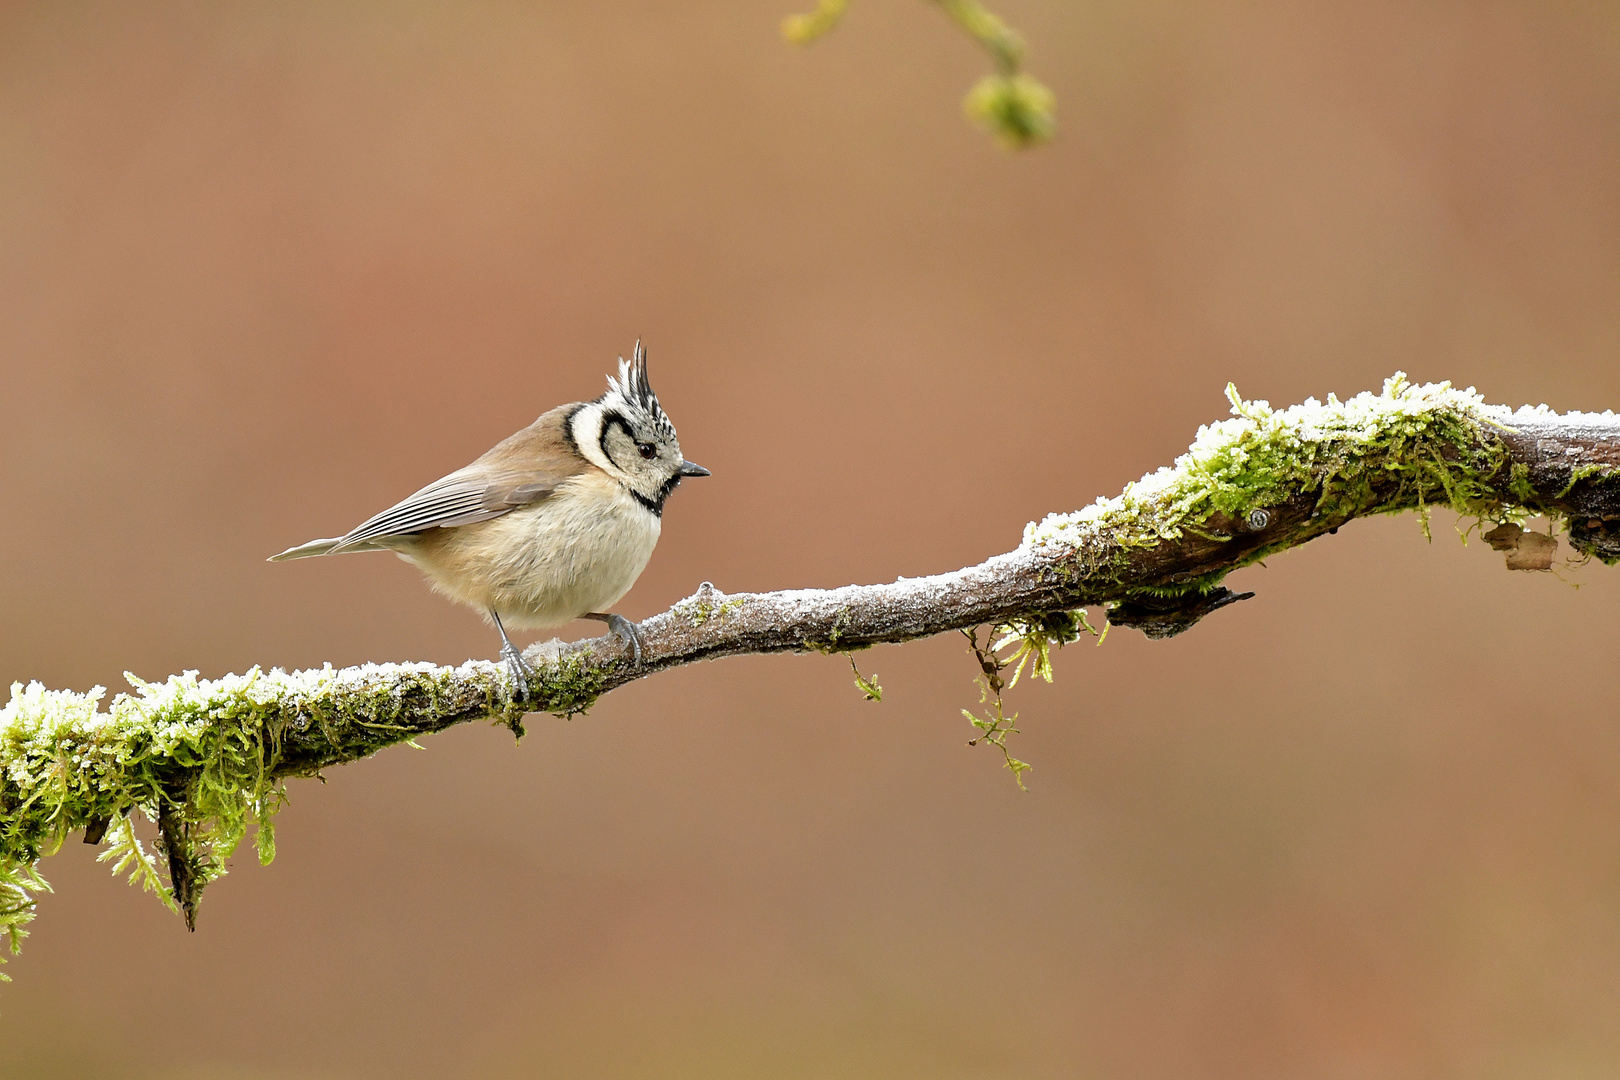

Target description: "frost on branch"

left=3, top=375, right=1617, bottom=974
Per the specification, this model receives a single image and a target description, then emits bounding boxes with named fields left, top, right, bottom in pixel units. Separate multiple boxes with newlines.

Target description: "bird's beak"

left=679, top=460, right=711, bottom=477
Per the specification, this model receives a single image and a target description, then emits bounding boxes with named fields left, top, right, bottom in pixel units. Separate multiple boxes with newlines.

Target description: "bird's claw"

left=605, top=614, right=644, bottom=666
left=501, top=640, right=534, bottom=700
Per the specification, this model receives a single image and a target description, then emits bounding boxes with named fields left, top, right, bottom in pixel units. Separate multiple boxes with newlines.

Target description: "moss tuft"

left=529, top=652, right=613, bottom=718
left=1, top=671, right=294, bottom=961
left=1023, top=375, right=1531, bottom=585
left=0, top=659, right=522, bottom=970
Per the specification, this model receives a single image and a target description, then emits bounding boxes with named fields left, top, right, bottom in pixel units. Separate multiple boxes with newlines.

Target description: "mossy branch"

left=5, top=375, right=1620, bottom=966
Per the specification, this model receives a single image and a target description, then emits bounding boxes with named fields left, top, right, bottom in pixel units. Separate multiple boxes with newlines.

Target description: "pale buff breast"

left=397, top=471, right=661, bottom=629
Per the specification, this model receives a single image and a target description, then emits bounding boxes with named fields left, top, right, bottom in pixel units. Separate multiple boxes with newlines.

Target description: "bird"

left=269, top=342, right=709, bottom=696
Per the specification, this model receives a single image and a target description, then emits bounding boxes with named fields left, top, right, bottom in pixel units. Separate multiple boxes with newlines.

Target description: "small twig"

left=781, top=0, right=1056, bottom=148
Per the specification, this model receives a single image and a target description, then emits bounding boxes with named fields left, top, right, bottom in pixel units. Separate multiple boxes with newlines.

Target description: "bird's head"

left=570, top=341, right=709, bottom=514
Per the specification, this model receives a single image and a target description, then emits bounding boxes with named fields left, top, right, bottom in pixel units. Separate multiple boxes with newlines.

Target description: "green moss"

left=1, top=670, right=295, bottom=957
left=0, top=657, right=543, bottom=970
left=1557, top=461, right=1620, bottom=498
left=847, top=655, right=883, bottom=702
left=529, top=652, right=612, bottom=718
left=1024, top=374, right=1534, bottom=589
left=806, top=605, right=860, bottom=654
left=990, top=609, right=1097, bottom=686
left=1125, top=571, right=1232, bottom=600
left=676, top=595, right=744, bottom=627
left=1506, top=461, right=1537, bottom=504
left=828, top=606, right=850, bottom=646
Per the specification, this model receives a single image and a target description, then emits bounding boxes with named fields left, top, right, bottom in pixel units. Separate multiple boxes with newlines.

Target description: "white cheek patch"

left=571, top=403, right=626, bottom=480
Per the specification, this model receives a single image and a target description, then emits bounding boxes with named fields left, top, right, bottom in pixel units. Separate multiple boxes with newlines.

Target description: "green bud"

left=963, top=72, right=1056, bottom=149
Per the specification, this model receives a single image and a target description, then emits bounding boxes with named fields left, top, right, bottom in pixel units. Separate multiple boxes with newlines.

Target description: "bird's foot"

left=501, top=639, right=535, bottom=700
left=588, top=613, right=644, bottom=666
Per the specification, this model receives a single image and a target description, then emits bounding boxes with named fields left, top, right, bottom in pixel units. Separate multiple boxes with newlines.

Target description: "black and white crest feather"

left=603, top=340, right=676, bottom=440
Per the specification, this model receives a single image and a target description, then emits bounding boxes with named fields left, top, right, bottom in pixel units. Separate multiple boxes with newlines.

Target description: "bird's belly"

left=403, top=481, right=661, bottom=629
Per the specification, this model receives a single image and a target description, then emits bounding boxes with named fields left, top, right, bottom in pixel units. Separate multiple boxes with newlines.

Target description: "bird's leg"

left=491, top=610, right=533, bottom=699
left=583, top=612, right=644, bottom=666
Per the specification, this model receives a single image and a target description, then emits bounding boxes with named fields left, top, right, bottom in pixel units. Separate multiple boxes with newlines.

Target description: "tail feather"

left=267, top=537, right=386, bottom=561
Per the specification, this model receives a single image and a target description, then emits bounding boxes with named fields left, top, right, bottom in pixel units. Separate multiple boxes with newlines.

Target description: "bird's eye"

left=636, top=442, right=656, bottom=459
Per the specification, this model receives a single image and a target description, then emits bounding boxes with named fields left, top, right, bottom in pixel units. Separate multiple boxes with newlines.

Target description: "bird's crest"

left=604, top=340, right=676, bottom=438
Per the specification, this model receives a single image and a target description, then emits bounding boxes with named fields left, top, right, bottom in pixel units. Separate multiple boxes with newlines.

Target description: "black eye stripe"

left=598, top=409, right=680, bottom=517
left=599, top=412, right=637, bottom=471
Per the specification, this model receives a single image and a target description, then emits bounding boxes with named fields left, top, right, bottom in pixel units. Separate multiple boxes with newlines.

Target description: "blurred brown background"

left=2, top=1, right=1618, bottom=1077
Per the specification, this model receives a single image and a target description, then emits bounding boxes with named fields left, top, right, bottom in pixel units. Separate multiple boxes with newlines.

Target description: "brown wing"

left=327, top=405, right=584, bottom=553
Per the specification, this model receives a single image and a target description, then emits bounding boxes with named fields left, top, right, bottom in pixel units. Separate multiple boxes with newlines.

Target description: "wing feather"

left=329, top=470, right=562, bottom=553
